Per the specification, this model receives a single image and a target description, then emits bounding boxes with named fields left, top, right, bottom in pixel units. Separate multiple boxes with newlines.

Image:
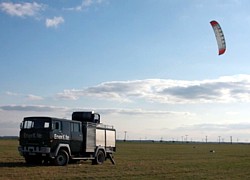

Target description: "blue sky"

left=1, top=0, right=250, bottom=142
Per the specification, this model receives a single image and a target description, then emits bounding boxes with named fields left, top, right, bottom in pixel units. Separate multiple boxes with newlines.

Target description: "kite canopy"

left=210, top=20, right=226, bottom=55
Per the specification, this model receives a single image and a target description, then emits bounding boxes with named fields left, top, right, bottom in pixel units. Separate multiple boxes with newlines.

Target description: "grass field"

left=1, top=139, right=250, bottom=179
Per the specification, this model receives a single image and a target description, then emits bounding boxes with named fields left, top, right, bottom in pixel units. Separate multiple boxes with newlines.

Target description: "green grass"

left=1, top=140, right=250, bottom=179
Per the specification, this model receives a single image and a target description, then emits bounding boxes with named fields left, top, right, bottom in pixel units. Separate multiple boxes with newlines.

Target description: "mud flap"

left=108, top=153, right=115, bottom=165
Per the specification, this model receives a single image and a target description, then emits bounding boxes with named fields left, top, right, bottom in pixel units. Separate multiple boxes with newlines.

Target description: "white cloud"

left=0, top=105, right=193, bottom=117
left=45, top=16, right=64, bottom=28
left=95, top=108, right=195, bottom=117
left=56, top=74, right=250, bottom=104
left=65, top=0, right=106, bottom=11
left=0, top=104, right=67, bottom=112
left=26, top=94, right=44, bottom=101
left=0, top=1, right=106, bottom=28
left=5, top=92, right=44, bottom=101
left=0, top=2, right=45, bottom=17
left=6, top=91, right=19, bottom=96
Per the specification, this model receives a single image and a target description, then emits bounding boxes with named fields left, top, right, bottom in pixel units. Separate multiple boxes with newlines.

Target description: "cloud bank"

left=57, top=74, right=250, bottom=104
left=0, top=105, right=193, bottom=118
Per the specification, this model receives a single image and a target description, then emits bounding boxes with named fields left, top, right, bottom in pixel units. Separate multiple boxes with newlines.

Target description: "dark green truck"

left=18, top=111, right=116, bottom=166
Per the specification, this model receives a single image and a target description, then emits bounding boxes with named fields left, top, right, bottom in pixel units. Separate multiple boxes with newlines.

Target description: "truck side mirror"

left=20, top=122, right=23, bottom=129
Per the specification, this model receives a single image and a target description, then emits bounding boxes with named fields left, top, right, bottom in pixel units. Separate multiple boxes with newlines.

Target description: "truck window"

left=23, top=120, right=34, bottom=129
left=44, top=122, right=50, bottom=128
left=54, top=121, right=62, bottom=131
left=71, top=122, right=80, bottom=132
left=23, top=119, right=50, bottom=129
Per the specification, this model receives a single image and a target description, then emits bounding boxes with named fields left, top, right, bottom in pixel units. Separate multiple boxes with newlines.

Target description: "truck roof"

left=23, top=116, right=81, bottom=123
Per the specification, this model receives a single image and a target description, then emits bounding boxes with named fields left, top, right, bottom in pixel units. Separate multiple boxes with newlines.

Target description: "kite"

left=210, top=20, right=226, bottom=55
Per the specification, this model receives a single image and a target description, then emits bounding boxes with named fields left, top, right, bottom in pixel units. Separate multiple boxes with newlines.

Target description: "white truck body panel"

left=84, top=122, right=116, bottom=152
left=106, top=130, right=116, bottom=147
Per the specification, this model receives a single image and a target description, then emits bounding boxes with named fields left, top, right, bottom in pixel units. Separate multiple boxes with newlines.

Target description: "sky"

left=1, top=0, right=250, bottom=142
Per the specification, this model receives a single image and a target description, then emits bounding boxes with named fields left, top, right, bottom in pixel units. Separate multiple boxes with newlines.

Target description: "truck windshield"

left=22, top=119, right=50, bottom=129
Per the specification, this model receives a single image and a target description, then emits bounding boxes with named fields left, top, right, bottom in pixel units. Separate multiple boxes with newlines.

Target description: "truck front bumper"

left=18, top=146, right=51, bottom=156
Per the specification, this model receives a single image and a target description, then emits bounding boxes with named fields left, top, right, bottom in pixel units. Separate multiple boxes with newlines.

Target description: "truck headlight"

left=40, top=147, right=51, bottom=153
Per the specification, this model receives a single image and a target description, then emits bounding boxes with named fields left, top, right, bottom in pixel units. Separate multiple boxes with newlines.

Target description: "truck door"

left=70, top=122, right=83, bottom=153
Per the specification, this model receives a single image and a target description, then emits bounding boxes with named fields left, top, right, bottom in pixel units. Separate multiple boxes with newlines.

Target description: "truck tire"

left=92, top=150, right=105, bottom=165
left=54, top=150, right=69, bottom=166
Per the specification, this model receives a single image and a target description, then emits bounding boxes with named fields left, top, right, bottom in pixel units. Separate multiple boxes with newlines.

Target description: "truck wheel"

left=54, top=150, right=69, bottom=166
left=93, top=150, right=105, bottom=165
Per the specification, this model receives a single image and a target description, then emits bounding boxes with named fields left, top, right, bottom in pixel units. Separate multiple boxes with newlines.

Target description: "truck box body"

left=73, top=111, right=115, bottom=153
left=82, top=122, right=116, bottom=153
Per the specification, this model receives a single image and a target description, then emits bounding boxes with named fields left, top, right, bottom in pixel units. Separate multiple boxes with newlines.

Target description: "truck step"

left=71, top=157, right=95, bottom=160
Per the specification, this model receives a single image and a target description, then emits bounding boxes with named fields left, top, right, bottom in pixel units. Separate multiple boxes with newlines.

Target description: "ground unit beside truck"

left=18, top=111, right=116, bottom=166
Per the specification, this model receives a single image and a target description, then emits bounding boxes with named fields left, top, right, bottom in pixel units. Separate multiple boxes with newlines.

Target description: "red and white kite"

left=210, top=20, right=226, bottom=55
